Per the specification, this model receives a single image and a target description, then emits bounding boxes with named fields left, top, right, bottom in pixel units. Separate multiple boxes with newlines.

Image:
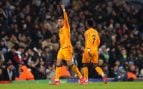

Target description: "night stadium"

left=0, top=0, right=143, bottom=89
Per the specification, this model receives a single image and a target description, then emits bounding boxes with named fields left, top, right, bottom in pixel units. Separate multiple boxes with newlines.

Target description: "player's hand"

left=87, top=48, right=90, bottom=52
left=61, top=4, right=65, bottom=12
left=87, top=48, right=94, bottom=58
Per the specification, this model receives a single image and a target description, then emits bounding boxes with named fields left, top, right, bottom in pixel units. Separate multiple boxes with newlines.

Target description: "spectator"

left=2, top=61, right=16, bottom=81
left=0, top=0, right=142, bottom=80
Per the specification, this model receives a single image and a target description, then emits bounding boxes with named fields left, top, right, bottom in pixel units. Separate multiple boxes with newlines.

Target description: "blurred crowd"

left=0, top=0, right=143, bottom=81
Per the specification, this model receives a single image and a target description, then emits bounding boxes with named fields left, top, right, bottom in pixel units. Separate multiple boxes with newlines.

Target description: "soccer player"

left=51, top=4, right=85, bottom=85
left=82, top=19, right=107, bottom=84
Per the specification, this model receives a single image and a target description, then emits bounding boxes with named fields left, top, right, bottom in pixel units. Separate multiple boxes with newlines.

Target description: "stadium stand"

left=0, top=0, right=143, bottom=81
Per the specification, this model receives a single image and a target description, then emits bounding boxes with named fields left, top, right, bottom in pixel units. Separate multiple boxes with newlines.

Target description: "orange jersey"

left=84, top=28, right=100, bottom=50
left=59, top=11, right=72, bottom=48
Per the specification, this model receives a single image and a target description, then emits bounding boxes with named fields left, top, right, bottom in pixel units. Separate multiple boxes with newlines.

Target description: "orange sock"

left=55, top=66, right=61, bottom=81
left=83, top=67, right=88, bottom=80
left=71, top=64, right=82, bottom=78
left=95, top=66, right=104, bottom=77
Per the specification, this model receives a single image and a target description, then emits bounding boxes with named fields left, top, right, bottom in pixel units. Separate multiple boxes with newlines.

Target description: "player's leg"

left=55, top=59, right=62, bottom=81
left=92, top=63, right=104, bottom=76
left=51, top=49, right=63, bottom=85
left=67, top=60, right=82, bottom=78
left=94, top=63, right=107, bottom=84
left=64, top=48, right=85, bottom=84
left=82, top=63, right=89, bottom=84
left=92, top=55, right=107, bottom=84
left=51, top=59, right=62, bottom=85
left=66, top=60, right=85, bottom=84
left=82, top=51, right=90, bottom=84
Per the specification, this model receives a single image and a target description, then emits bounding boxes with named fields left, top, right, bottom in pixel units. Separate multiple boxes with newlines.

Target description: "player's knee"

left=56, top=63, right=62, bottom=67
left=82, top=63, right=88, bottom=67
left=68, top=64, right=73, bottom=68
left=92, top=63, right=98, bottom=68
left=66, top=61, right=73, bottom=67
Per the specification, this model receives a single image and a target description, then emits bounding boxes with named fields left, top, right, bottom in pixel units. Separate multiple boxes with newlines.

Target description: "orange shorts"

left=57, top=47, right=73, bottom=61
left=82, top=49, right=99, bottom=64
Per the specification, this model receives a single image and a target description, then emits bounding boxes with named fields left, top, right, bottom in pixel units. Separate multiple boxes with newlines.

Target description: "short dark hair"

left=86, top=19, right=94, bottom=27
left=58, top=16, right=63, bottom=20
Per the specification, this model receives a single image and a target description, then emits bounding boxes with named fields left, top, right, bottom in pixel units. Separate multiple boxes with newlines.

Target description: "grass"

left=0, top=80, right=143, bottom=89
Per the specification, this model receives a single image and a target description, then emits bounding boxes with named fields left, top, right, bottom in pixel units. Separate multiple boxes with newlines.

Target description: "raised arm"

left=61, top=4, right=70, bottom=28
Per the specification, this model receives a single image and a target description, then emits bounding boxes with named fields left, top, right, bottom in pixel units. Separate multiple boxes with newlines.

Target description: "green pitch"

left=0, top=80, right=143, bottom=89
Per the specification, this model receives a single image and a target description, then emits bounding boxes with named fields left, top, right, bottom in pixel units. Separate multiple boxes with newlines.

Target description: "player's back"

left=84, top=27, right=100, bottom=50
